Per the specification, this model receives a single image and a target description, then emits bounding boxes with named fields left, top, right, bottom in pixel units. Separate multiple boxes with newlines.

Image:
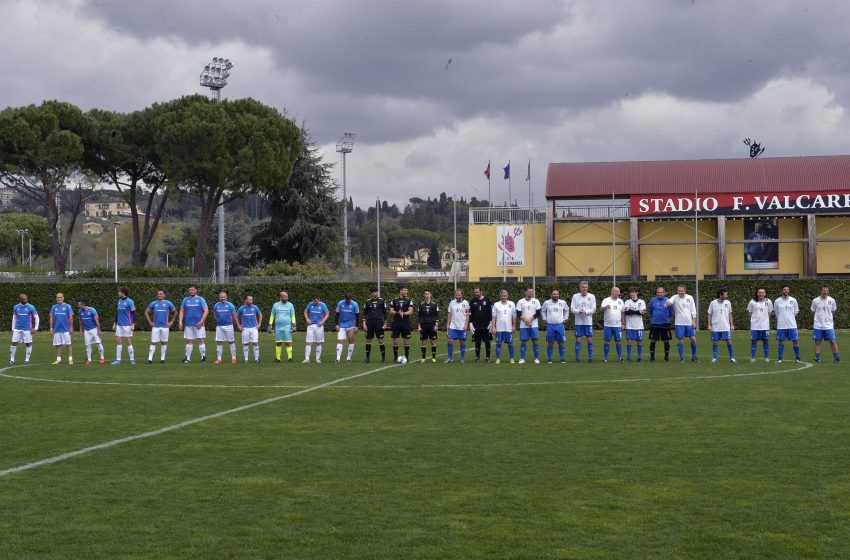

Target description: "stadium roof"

left=545, top=155, right=850, bottom=199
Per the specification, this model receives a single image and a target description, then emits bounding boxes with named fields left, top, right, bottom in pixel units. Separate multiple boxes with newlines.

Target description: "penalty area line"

left=0, top=362, right=398, bottom=479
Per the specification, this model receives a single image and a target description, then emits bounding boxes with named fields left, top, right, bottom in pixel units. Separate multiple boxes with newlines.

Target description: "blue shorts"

left=750, top=330, right=769, bottom=342
left=495, top=331, right=513, bottom=343
left=776, top=328, right=799, bottom=341
left=447, top=328, right=467, bottom=340
left=603, top=326, right=622, bottom=342
left=519, top=327, right=538, bottom=341
left=546, top=323, right=566, bottom=343
left=275, top=328, right=293, bottom=342
left=675, top=325, right=696, bottom=339
left=574, top=325, right=593, bottom=338
left=626, top=329, right=643, bottom=341
left=711, top=331, right=731, bottom=341
left=813, top=328, right=836, bottom=341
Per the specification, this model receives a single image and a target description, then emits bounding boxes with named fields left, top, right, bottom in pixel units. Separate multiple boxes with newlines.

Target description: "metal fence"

left=553, top=202, right=631, bottom=220
left=469, top=207, right=547, bottom=224
left=0, top=273, right=468, bottom=284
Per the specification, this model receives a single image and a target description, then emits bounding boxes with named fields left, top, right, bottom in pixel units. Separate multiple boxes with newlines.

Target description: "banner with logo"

left=630, top=190, right=850, bottom=217
left=496, top=225, right=524, bottom=266
left=744, top=218, right=779, bottom=270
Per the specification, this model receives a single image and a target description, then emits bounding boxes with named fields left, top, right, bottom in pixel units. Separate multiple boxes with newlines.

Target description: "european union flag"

left=503, top=162, right=510, bottom=180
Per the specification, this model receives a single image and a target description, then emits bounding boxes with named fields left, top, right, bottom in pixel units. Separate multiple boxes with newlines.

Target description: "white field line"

left=0, top=370, right=311, bottom=389
left=0, top=362, right=397, bottom=478
left=331, top=360, right=814, bottom=389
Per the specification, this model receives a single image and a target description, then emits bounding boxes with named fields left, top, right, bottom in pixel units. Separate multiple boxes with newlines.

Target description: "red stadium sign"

left=630, top=190, right=850, bottom=217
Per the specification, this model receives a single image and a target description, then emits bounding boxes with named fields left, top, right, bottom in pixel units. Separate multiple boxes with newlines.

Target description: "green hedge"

left=3, top=279, right=847, bottom=331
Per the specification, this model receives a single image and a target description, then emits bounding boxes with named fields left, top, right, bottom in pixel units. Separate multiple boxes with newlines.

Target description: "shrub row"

left=2, top=279, right=847, bottom=331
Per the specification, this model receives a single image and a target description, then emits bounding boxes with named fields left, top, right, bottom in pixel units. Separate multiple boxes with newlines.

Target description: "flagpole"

left=527, top=159, right=531, bottom=208
left=532, top=193, right=536, bottom=293
left=694, top=190, right=699, bottom=331
left=612, top=191, right=616, bottom=287
left=376, top=198, right=381, bottom=295
left=508, top=159, right=512, bottom=207
left=487, top=160, right=492, bottom=223
left=453, top=195, right=458, bottom=293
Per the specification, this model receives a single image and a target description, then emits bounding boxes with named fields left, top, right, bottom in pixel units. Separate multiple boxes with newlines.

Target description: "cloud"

left=3, top=0, right=850, bottom=207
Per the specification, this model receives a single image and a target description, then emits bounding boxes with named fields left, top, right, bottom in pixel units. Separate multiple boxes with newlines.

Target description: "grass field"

left=1, top=331, right=849, bottom=559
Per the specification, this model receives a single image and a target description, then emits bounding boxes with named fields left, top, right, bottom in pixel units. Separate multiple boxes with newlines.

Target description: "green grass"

left=1, top=331, right=848, bottom=559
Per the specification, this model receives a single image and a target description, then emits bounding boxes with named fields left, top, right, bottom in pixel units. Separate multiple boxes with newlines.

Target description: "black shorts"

left=392, top=323, right=412, bottom=339
left=419, top=323, right=438, bottom=341
left=365, top=319, right=385, bottom=339
left=472, top=328, right=492, bottom=342
left=649, top=325, right=672, bottom=341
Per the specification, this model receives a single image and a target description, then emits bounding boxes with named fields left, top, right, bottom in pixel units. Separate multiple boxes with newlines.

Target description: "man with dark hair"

left=389, top=286, right=414, bottom=362
left=179, top=286, right=209, bottom=363
left=78, top=299, right=105, bottom=365
left=417, top=289, right=440, bottom=363
left=469, top=287, right=493, bottom=362
left=362, top=287, right=387, bottom=363
left=708, top=288, right=736, bottom=363
left=623, top=287, right=646, bottom=362
left=113, top=286, right=137, bottom=365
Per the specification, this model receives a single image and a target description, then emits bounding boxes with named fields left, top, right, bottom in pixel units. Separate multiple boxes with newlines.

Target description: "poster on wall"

left=744, top=218, right=779, bottom=270
left=496, top=226, right=524, bottom=266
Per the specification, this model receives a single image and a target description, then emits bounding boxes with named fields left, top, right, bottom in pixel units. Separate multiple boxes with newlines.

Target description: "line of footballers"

left=7, top=282, right=842, bottom=367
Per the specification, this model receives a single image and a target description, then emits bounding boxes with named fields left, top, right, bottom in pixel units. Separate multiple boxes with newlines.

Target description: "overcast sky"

left=4, top=0, right=850, bottom=207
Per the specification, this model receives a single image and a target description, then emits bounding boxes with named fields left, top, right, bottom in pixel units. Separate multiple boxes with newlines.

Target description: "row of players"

left=9, top=282, right=841, bottom=366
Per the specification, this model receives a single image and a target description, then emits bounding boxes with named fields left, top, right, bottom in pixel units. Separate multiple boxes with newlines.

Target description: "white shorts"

left=53, top=332, right=71, bottom=346
left=184, top=325, right=206, bottom=340
left=306, top=324, right=325, bottom=343
left=242, top=327, right=259, bottom=344
left=11, top=329, right=32, bottom=344
left=215, top=325, right=235, bottom=342
left=337, top=327, right=356, bottom=340
left=84, top=328, right=102, bottom=345
left=115, top=325, right=134, bottom=338
left=151, top=327, right=170, bottom=343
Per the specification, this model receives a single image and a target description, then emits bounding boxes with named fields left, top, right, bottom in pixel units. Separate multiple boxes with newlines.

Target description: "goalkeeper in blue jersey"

left=269, top=291, right=296, bottom=362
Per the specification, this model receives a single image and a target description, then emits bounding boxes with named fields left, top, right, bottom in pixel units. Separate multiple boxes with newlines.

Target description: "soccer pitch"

left=1, top=332, right=848, bottom=559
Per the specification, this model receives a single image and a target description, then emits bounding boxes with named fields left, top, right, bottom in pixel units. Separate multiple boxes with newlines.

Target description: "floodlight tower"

left=336, top=132, right=355, bottom=267
left=200, top=57, right=233, bottom=281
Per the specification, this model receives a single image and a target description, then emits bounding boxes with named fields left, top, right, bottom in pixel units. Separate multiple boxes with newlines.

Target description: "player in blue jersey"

left=10, top=293, right=38, bottom=365
left=77, top=299, right=105, bottom=365
left=269, top=291, right=296, bottom=363
left=213, top=291, right=239, bottom=364
left=237, top=295, right=263, bottom=363
left=112, top=286, right=137, bottom=365
left=179, top=286, right=209, bottom=363
left=334, top=294, right=360, bottom=363
left=303, top=294, right=329, bottom=363
left=49, top=292, right=74, bottom=365
left=145, top=290, right=176, bottom=364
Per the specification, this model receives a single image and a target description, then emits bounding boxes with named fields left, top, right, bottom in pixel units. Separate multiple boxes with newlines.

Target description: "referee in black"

left=389, top=286, right=415, bottom=362
left=417, top=289, right=440, bottom=362
left=469, top=286, right=494, bottom=362
left=362, top=287, right=387, bottom=363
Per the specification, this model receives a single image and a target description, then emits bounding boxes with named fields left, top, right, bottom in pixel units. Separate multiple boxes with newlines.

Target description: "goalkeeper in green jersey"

left=269, top=291, right=296, bottom=362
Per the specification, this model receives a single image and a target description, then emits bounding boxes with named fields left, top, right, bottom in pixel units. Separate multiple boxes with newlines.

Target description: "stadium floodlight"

left=200, top=56, right=234, bottom=281
left=200, top=57, right=233, bottom=101
left=336, top=132, right=356, bottom=268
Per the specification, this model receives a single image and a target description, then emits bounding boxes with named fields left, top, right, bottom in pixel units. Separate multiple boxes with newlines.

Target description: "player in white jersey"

left=773, top=285, right=801, bottom=363
left=600, top=286, right=624, bottom=362
left=746, top=287, right=773, bottom=362
left=707, top=289, right=736, bottom=363
left=811, top=284, right=840, bottom=363
left=515, top=287, right=541, bottom=364
left=446, top=289, right=470, bottom=363
left=623, top=287, right=646, bottom=362
left=666, top=285, right=698, bottom=362
left=491, top=290, right=516, bottom=364
left=570, top=281, right=596, bottom=362
left=540, top=290, right=569, bottom=363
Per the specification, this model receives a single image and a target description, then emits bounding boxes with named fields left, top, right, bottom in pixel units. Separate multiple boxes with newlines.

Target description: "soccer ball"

left=397, top=355, right=408, bottom=364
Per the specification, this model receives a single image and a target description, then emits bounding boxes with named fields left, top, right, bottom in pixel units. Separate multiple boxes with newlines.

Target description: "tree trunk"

left=193, top=193, right=218, bottom=278
left=45, top=196, right=66, bottom=275
left=128, top=180, right=142, bottom=266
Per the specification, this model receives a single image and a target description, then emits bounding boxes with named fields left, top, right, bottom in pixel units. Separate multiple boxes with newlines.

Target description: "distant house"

left=0, top=188, right=17, bottom=206
left=84, top=200, right=144, bottom=219
left=82, top=222, right=104, bottom=235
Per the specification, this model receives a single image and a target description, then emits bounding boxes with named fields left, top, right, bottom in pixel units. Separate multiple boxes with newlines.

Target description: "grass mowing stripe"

left=0, top=361, right=397, bottom=479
